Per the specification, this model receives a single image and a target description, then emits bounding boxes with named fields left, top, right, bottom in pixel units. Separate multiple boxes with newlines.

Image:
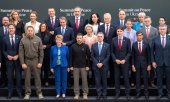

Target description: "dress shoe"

left=18, top=93, right=22, bottom=99
left=7, top=94, right=12, bottom=99
left=167, top=94, right=170, bottom=100
left=115, top=93, right=120, bottom=99
left=157, top=94, right=163, bottom=100
left=96, top=95, right=101, bottom=100
left=0, top=82, right=7, bottom=88
left=145, top=95, right=149, bottom=100
left=136, top=93, right=140, bottom=99
left=126, top=94, right=130, bottom=100
left=103, top=96, right=107, bottom=100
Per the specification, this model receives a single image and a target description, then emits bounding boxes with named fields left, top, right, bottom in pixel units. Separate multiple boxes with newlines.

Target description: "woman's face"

left=40, top=24, right=47, bottom=32
left=86, top=26, right=93, bottom=34
left=92, top=14, right=98, bottom=23
left=12, top=12, right=19, bottom=20
left=56, top=39, right=62, bottom=45
left=30, top=13, right=37, bottom=22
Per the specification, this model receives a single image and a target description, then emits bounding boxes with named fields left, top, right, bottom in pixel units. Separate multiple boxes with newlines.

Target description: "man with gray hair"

left=19, top=26, right=44, bottom=100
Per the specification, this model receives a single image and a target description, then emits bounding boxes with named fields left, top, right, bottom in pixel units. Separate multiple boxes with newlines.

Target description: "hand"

left=152, top=62, right=157, bottom=69
left=37, top=63, right=42, bottom=69
left=115, top=59, right=121, bottom=64
left=132, top=65, right=136, bottom=72
left=86, top=67, right=89, bottom=71
left=62, top=42, right=66, bottom=45
left=70, top=67, right=74, bottom=71
left=22, top=64, right=27, bottom=70
left=120, top=60, right=126, bottom=64
left=50, top=68, right=54, bottom=74
left=97, top=63, right=103, bottom=68
left=43, top=45, right=47, bottom=49
left=7, top=55, right=13, bottom=60
left=147, top=65, right=151, bottom=71
left=67, top=68, right=70, bottom=72
left=50, top=31, right=54, bottom=35
left=13, top=55, right=18, bottom=60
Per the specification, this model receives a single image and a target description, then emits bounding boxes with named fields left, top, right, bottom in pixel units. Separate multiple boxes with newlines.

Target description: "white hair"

left=138, top=12, right=146, bottom=17
left=85, top=24, right=93, bottom=30
left=104, top=13, right=111, bottom=18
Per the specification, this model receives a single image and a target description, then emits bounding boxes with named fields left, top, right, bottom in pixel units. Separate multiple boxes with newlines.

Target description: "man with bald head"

left=114, top=10, right=126, bottom=29
left=0, top=16, right=9, bottom=88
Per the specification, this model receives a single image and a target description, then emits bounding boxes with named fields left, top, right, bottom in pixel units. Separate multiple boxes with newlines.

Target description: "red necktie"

left=105, top=24, right=109, bottom=36
left=76, top=17, right=79, bottom=30
left=162, top=36, right=165, bottom=48
left=146, top=27, right=149, bottom=40
left=138, top=42, right=142, bottom=54
left=51, top=17, right=54, bottom=29
left=118, top=39, right=122, bottom=49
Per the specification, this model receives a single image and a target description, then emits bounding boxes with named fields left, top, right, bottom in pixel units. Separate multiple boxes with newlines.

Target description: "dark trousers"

left=0, top=56, right=7, bottom=85
left=135, top=65, right=148, bottom=95
left=156, top=65, right=170, bottom=95
left=6, top=60, right=22, bottom=94
left=114, top=63, right=130, bottom=94
left=94, top=67, right=107, bottom=97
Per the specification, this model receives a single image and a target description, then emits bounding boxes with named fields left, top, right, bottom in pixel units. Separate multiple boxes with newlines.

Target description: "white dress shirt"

left=25, top=21, right=41, bottom=34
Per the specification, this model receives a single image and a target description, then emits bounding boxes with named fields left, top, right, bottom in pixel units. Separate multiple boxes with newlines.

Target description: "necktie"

left=118, top=39, right=122, bottom=49
left=98, top=43, right=102, bottom=55
left=162, top=37, right=165, bottom=48
left=146, top=27, right=149, bottom=39
left=76, top=17, right=79, bottom=30
left=120, top=20, right=124, bottom=27
left=51, top=17, right=54, bottom=29
left=105, top=24, right=109, bottom=37
left=5, top=27, right=8, bottom=35
left=61, top=27, right=65, bottom=35
left=138, top=42, right=142, bottom=54
left=11, top=35, right=15, bottom=49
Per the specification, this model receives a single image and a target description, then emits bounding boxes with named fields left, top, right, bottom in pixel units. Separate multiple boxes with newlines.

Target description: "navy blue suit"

left=50, top=45, right=69, bottom=94
left=111, top=36, right=131, bottom=95
left=68, top=16, right=88, bottom=36
left=54, top=26, right=75, bottom=46
left=114, top=20, right=126, bottom=29
left=44, top=16, right=60, bottom=31
left=98, top=24, right=116, bottom=44
left=132, top=41, right=150, bottom=95
left=151, top=35, right=170, bottom=96
left=2, top=34, right=22, bottom=94
left=91, top=42, right=110, bottom=97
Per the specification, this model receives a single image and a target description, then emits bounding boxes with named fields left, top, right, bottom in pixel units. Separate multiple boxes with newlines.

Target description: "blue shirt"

left=124, top=28, right=137, bottom=47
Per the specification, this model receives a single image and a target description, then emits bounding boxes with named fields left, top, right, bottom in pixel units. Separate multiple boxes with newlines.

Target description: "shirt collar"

left=145, top=25, right=151, bottom=29
left=75, top=16, right=80, bottom=20
left=160, top=34, right=166, bottom=38
left=98, top=41, right=103, bottom=45
left=138, top=40, right=143, bottom=44
left=9, top=34, right=15, bottom=38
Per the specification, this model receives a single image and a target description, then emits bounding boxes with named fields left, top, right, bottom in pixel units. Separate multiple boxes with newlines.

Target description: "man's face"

left=97, top=34, right=104, bottom=42
left=159, top=26, right=167, bottom=36
left=74, top=8, right=81, bottom=17
left=137, top=33, right=143, bottom=42
left=60, top=19, right=66, bottom=27
left=8, top=25, right=15, bottom=35
left=144, top=18, right=152, bottom=26
left=2, top=17, right=9, bottom=26
left=159, top=18, right=166, bottom=25
left=117, top=29, right=123, bottom=37
left=104, top=15, right=111, bottom=24
left=26, top=27, right=34, bottom=37
left=48, top=8, right=55, bottom=17
left=119, top=11, right=126, bottom=20
left=76, top=35, right=83, bottom=43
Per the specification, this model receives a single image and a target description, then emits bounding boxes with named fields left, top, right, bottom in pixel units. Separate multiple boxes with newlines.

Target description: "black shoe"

left=0, top=82, right=7, bottom=88
left=167, top=94, right=170, bottom=100
left=115, top=93, right=120, bottom=99
left=18, top=93, right=22, bottom=99
left=126, top=94, right=130, bottom=100
left=96, top=95, right=101, bottom=100
left=157, top=94, right=163, bottom=100
left=145, top=95, right=149, bottom=100
left=103, top=96, right=107, bottom=100
left=7, top=93, right=12, bottom=99
left=136, top=93, right=140, bottom=99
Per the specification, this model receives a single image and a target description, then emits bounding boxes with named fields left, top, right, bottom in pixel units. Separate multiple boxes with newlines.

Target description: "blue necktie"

left=98, top=43, right=102, bottom=55
left=61, top=27, right=65, bottom=35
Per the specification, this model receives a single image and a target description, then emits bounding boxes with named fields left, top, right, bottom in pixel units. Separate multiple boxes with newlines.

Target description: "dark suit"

left=98, top=24, right=116, bottom=44
left=0, top=26, right=8, bottom=87
left=132, top=41, right=150, bottom=95
left=114, top=20, right=126, bottom=29
left=91, top=42, right=110, bottom=97
left=44, top=16, right=60, bottom=31
left=54, top=26, right=75, bottom=46
left=111, top=36, right=131, bottom=95
left=36, top=32, right=52, bottom=83
left=68, top=16, right=88, bottom=36
left=2, top=34, right=22, bottom=94
left=151, top=35, right=170, bottom=96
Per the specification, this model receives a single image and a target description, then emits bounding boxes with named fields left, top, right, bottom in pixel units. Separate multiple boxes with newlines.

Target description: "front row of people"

left=1, top=24, right=170, bottom=100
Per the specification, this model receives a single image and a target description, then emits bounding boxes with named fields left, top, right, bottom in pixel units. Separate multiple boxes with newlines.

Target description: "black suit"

left=14, top=20, right=25, bottom=37
left=111, top=36, right=131, bottom=95
left=132, top=41, right=150, bottom=95
left=151, top=35, right=170, bottom=96
left=91, top=42, right=110, bottom=97
left=44, top=16, right=60, bottom=31
left=68, top=16, right=88, bottom=36
left=54, top=26, right=75, bottom=46
left=2, top=34, right=22, bottom=94
left=0, top=26, right=8, bottom=87
left=98, top=24, right=116, bottom=44
left=36, top=32, right=52, bottom=83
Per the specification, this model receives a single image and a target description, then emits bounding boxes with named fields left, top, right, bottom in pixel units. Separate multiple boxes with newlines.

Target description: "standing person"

left=19, top=26, right=44, bottom=100
left=50, top=35, right=69, bottom=99
left=114, top=10, right=126, bottom=29
left=68, top=6, right=88, bottom=36
left=91, top=32, right=110, bottom=100
left=2, top=24, right=22, bottom=99
left=0, top=17, right=9, bottom=88
left=139, top=16, right=158, bottom=87
left=25, top=11, right=41, bottom=34
left=157, top=17, right=170, bottom=34
left=151, top=25, right=170, bottom=100
left=111, top=26, right=131, bottom=100
left=131, top=31, right=151, bottom=100
left=89, top=13, right=103, bottom=35
left=9, top=10, right=25, bottom=37
left=70, top=34, right=90, bottom=100
left=133, top=12, right=146, bottom=31
left=36, top=23, right=52, bottom=87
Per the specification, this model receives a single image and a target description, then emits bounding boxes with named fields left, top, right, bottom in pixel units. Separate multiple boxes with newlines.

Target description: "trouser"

left=73, top=68, right=88, bottom=95
left=54, top=65, right=68, bottom=94
left=24, top=58, right=42, bottom=95
left=6, top=60, right=22, bottom=94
